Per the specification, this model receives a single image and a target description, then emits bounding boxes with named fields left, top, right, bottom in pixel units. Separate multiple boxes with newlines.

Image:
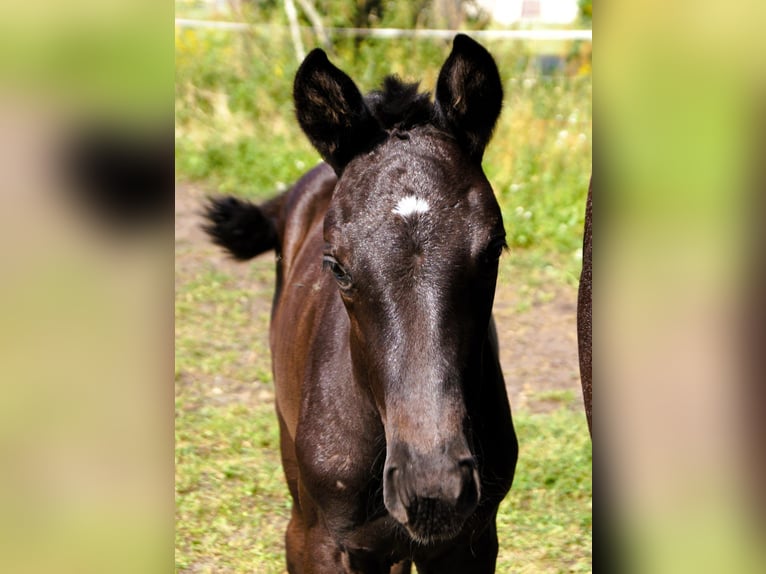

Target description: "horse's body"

left=205, top=35, right=518, bottom=573
left=578, top=177, right=592, bottom=436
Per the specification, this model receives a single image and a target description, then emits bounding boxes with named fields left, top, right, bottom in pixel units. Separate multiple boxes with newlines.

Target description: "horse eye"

left=483, top=238, right=507, bottom=263
left=322, top=255, right=352, bottom=289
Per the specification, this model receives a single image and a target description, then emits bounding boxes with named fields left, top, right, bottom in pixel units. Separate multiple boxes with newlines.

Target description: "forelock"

left=364, top=76, right=434, bottom=132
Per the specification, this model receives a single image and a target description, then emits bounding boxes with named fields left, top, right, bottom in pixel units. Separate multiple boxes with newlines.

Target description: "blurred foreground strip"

left=0, top=0, right=172, bottom=572
left=600, top=1, right=766, bottom=572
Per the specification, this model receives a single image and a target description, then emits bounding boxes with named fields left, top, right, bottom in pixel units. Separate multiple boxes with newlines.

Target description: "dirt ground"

left=177, top=182, right=585, bottom=416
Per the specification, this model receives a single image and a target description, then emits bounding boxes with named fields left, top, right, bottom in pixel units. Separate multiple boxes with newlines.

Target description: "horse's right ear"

left=434, top=34, right=503, bottom=162
left=294, top=49, right=384, bottom=175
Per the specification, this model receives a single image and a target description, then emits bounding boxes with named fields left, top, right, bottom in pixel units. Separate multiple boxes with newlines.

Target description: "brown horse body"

left=205, top=36, right=517, bottom=573
left=578, top=177, right=592, bottom=435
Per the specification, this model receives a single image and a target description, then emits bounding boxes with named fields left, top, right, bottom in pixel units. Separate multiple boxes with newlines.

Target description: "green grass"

left=497, top=410, right=592, bottom=573
left=175, top=256, right=287, bottom=572
left=175, top=401, right=288, bottom=573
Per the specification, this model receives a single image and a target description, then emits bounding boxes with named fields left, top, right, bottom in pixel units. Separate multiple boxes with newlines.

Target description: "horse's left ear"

left=434, top=34, right=503, bottom=162
left=294, top=49, right=385, bottom=175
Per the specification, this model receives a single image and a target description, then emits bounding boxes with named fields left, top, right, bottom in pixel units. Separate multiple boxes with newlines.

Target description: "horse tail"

left=202, top=191, right=287, bottom=261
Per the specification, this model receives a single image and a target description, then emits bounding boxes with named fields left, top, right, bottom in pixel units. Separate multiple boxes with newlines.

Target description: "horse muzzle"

left=383, top=441, right=480, bottom=544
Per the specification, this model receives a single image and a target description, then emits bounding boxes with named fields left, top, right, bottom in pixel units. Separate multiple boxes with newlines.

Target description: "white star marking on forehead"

left=392, top=195, right=430, bottom=218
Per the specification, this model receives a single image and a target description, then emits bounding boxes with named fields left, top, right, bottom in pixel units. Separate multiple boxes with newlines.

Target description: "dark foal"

left=204, top=35, right=517, bottom=573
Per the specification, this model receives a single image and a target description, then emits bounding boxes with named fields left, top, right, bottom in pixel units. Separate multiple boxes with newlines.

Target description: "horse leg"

left=285, top=504, right=306, bottom=574
left=302, top=525, right=407, bottom=574
left=345, top=549, right=410, bottom=574
left=301, top=523, right=351, bottom=573
left=279, top=418, right=385, bottom=573
left=277, top=409, right=307, bottom=573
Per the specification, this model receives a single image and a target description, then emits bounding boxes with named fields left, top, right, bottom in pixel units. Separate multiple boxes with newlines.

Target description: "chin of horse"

left=399, top=506, right=467, bottom=546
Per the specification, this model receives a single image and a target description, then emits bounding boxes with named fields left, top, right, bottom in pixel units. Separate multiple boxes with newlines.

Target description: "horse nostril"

left=383, top=465, right=409, bottom=524
left=385, top=465, right=400, bottom=502
left=458, top=457, right=478, bottom=485
left=455, top=458, right=480, bottom=514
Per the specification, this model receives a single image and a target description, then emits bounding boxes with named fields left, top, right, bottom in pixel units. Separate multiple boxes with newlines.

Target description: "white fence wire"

left=174, top=19, right=592, bottom=42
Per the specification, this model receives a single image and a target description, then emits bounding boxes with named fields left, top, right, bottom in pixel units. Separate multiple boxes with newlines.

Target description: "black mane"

left=365, top=76, right=433, bottom=132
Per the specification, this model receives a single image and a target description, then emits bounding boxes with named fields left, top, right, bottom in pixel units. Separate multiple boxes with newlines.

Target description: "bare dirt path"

left=177, top=182, right=584, bottom=415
